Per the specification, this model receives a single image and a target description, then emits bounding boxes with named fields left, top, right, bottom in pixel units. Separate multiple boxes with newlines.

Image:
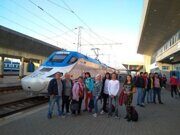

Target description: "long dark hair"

left=124, top=75, right=133, bottom=86
left=85, top=72, right=91, bottom=78
left=104, top=72, right=111, bottom=80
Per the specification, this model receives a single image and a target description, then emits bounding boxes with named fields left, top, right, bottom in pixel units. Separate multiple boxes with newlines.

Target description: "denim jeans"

left=108, top=96, right=118, bottom=117
left=142, top=88, right=148, bottom=103
left=137, top=87, right=143, bottom=105
left=147, top=89, right=153, bottom=103
left=153, top=88, right=162, bottom=103
left=48, top=95, right=62, bottom=116
left=94, top=96, right=99, bottom=113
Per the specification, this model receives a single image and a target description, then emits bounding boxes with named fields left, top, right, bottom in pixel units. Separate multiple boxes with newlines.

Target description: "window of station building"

left=50, top=54, right=68, bottom=63
left=68, top=57, right=78, bottom=64
left=162, top=66, right=169, bottom=71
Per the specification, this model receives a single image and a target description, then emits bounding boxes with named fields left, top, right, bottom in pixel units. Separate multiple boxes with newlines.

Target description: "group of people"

left=134, top=72, right=179, bottom=108
left=47, top=72, right=123, bottom=119
left=47, top=71, right=179, bottom=122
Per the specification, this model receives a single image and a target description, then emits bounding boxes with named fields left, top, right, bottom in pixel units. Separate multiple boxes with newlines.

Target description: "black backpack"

left=130, top=106, right=138, bottom=121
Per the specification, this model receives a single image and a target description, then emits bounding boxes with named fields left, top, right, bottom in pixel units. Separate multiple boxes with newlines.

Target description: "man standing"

left=170, top=74, right=178, bottom=98
left=135, top=72, right=145, bottom=107
left=62, top=73, right=73, bottom=116
left=47, top=72, right=63, bottom=119
left=153, top=73, right=163, bottom=104
left=142, top=72, right=148, bottom=105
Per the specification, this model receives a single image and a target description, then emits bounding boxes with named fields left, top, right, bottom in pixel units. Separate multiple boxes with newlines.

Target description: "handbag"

left=70, top=100, right=79, bottom=111
left=88, top=99, right=94, bottom=109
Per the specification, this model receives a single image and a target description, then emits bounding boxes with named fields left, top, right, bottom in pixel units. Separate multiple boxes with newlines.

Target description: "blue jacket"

left=85, top=77, right=94, bottom=92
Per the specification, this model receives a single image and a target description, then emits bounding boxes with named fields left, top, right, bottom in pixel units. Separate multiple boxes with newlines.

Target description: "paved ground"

left=0, top=89, right=180, bottom=135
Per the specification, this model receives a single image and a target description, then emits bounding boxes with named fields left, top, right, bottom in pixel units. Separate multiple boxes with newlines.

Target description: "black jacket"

left=47, top=78, right=63, bottom=96
left=135, top=76, right=145, bottom=88
left=147, top=78, right=153, bottom=90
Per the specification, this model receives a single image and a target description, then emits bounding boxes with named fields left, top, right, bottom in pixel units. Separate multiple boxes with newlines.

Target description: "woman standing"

left=108, top=73, right=120, bottom=118
left=71, top=76, right=84, bottom=115
left=84, top=72, right=94, bottom=112
left=92, top=74, right=102, bottom=117
left=123, top=75, right=136, bottom=121
left=100, top=72, right=111, bottom=114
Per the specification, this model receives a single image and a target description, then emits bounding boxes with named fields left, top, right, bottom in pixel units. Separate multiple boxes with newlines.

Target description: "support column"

left=19, top=57, right=24, bottom=79
left=39, top=59, right=42, bottom=65
left=0, top=56, right=4, bottom=78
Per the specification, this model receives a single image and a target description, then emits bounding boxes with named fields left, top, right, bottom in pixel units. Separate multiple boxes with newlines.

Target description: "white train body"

left=21, top=51, right=115, bottom=93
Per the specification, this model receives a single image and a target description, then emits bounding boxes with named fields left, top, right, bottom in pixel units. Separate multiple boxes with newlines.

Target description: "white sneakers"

left=100, top=110, right=105, bottom=115
left=93, top=113, right=97, bottom=117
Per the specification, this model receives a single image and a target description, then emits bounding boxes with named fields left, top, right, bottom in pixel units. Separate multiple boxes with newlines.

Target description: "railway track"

left=0, top=86, right=22, bottom=94
left=0, top=96, right=48, bottom=118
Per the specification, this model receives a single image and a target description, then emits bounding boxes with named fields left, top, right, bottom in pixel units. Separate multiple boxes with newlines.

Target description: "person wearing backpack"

left=108, top=72, right=120, bottom=118
left=92, top=74, right=102, bottom=117
left=47, top=72, right=64, bottom=119
left=84, top=72, right=94, bottom=112
left=123, top=75, right=136, bottom=122
left=71, top=76, right=84, bottom=115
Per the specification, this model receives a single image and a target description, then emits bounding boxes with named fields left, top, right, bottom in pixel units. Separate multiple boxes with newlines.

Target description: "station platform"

left=0, top=89, right=179, bottom=135
left=0, top=76, right=21, bottom=88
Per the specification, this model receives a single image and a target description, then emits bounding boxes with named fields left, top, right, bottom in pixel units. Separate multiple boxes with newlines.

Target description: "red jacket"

left=170, top=77, right=178, bottom=85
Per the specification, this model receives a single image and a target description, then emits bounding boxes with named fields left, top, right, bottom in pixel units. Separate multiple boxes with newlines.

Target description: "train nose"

left=21, top=77, right=48, bottom=92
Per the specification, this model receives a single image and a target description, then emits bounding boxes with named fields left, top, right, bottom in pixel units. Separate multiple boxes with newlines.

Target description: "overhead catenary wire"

left=48, top=0, right=120, bottom=45
left=28, top=0, right=94, bottom=46
left=10, top=0, right=75, bottom=40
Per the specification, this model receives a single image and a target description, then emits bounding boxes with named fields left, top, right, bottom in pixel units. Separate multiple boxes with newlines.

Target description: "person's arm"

left=47, top=79, right=53, bottom=96
left=72, top=83, right=79, bottom=101
left=108, top=81, right=111, bottom=95
left=97, top=82, right=103, bottom=97
left=113, top=81, right=120, bottom=96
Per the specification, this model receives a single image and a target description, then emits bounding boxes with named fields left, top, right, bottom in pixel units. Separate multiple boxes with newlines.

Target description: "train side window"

left=68, top=57, right=78, bottom=64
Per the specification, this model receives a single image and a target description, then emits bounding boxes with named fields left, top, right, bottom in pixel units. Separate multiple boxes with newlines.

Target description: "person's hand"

left=111, top=95, right=114, bottom=98
left=50, top=95, right=55, bottom=99
left=88, top=91, right=91, bottom=94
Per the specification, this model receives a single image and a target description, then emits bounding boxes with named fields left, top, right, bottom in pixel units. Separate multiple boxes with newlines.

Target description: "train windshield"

left=50, top=54, right=68, bottom=63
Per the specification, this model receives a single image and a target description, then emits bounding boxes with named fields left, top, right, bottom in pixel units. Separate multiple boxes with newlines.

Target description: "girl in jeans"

left=108, top=73, right=120, bottom=118
left=92, top=74, right=102, bottom=117
left=100, top=72, right=111, bottom=114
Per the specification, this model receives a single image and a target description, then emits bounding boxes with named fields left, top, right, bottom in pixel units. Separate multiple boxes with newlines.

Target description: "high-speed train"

left=21, top=50, right=117, bottom=94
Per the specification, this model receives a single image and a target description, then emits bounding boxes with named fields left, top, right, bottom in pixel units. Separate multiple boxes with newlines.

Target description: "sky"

left=0, top=0, right=144, bottom=68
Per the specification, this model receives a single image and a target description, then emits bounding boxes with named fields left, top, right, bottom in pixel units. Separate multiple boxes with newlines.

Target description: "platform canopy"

left=138, top=0, right=180, bottom=55
left=0, top=25, right=61, bottom=57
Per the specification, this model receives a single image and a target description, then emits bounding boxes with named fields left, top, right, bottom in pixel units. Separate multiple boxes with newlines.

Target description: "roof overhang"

left=137, top=0, right=180, bottom=55
left=0, top=25, right=61, bottom=57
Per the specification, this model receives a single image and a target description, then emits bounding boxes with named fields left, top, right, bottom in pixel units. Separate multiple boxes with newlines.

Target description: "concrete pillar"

left=39, top=59, right=42, bottom=65
left=144, top=55, right=151, bottom=73
left=19, top=57, right=24, bottom=78
left=0, top=56, right=4, bottom=78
